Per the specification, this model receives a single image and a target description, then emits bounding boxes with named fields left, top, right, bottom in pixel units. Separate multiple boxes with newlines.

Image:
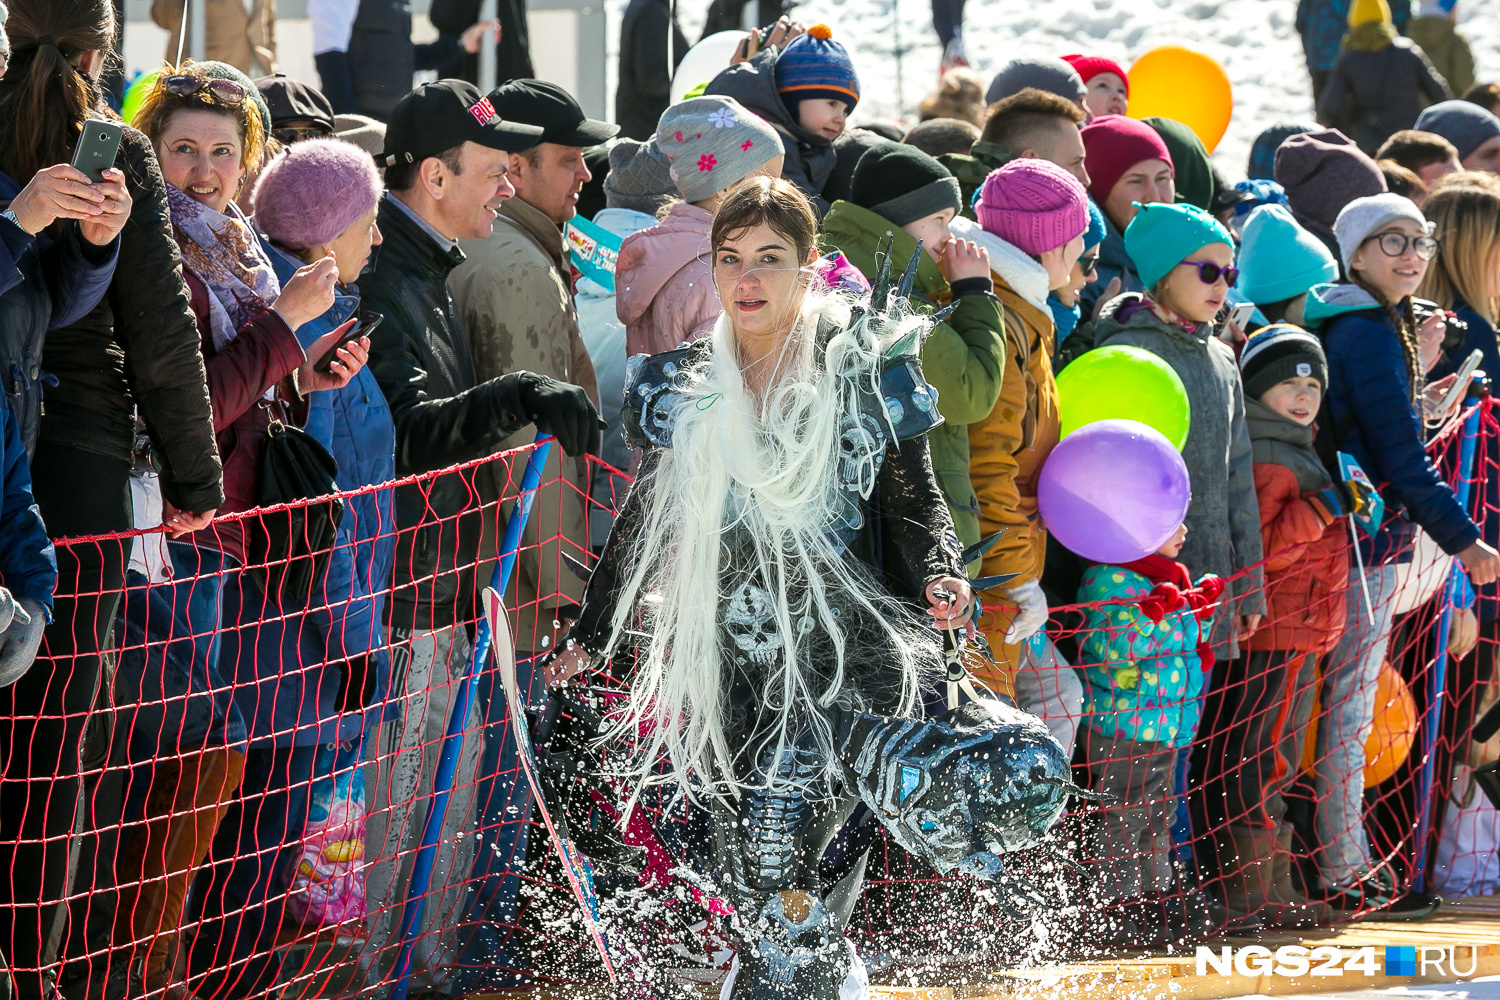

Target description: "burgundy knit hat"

left=1060, top=53, right=1129, bottom=94
left=975, top=158, right=1089, bottom=255
left=251, top=138, right=383, bottom=251
left=1081, top=113, right=1174, bottom=205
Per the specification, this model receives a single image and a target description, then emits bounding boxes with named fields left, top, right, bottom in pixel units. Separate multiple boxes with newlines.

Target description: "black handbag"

left=250, top=415, right=345, bottom=606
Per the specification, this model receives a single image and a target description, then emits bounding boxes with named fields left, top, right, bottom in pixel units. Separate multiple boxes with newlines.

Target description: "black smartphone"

left=313, top=311, right=381, bottom=374
left=71, top=119, right=122, bottom=183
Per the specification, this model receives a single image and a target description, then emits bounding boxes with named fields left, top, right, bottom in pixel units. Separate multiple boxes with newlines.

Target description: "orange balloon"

left=1125, top=46, right=1234, bottom=154
left=1299, top=663, right=1418, bottom=786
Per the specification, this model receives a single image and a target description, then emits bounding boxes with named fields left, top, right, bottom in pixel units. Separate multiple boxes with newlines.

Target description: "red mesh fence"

left=0, top=399, right=1494, bottom=998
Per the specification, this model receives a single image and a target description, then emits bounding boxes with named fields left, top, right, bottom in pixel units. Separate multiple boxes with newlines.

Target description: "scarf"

left=1119, top=552, right=1224, bottom=676
left=1048, top=292, right=1080, bottom=342
left=166, top=183, right=281, bottom=352
left=1343, top=20, right=1399, bottom=52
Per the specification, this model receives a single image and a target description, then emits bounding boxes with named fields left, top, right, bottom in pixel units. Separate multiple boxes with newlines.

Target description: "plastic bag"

left=286, top=739, right=366, bottom=926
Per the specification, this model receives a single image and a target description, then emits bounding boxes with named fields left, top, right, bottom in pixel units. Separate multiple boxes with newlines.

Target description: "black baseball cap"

left=489, top=79, right=619, bottom=148
left=254, top=73, right=335, bottom=132
left=379, top=79, right=544, bottom=168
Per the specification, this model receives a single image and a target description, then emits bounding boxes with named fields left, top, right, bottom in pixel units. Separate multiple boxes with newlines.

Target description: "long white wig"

left=600, top=283, right=938, bottom=806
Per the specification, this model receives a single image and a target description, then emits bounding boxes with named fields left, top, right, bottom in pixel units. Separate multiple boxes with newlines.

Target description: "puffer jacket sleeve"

left=1413, top=44, right=1452, bottom=104
left=974, top=315, right=1039, bottom=589
left=1334, top=314, right=1480, bottom=555
left=919, top=289, right=1006, bottom=426
left=114, top=128, right=224, bottom=514
left=1256, top=463, right=1329, bottom=573
left=0, top=406, right=55, bottom=614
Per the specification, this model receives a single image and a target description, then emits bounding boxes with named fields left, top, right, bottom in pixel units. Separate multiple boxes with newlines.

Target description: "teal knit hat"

left=1237, top=204, right=1339, bottom=305
left=1124, top=201, right=1234, bottom=290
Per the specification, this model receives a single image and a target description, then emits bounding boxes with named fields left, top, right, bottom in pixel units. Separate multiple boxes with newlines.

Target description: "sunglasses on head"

left=162, top=74, right=247, bottom=106
left=1365, top=231, right=1439, bottom=261
left=272, top=125, right=332, bottom=144
left=1177, top=260, right=1239, bottom=287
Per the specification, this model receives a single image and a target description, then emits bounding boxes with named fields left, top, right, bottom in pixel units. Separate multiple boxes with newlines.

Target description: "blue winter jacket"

left=1297, top=0, right=1413, bottom=73
left=1308, top=282, right=1479, bottom=565
left=0, top=170, right=120, bottom=454
left=0, top=403, right=54, bottom=616
left=216, top=240, right=397, bottom=747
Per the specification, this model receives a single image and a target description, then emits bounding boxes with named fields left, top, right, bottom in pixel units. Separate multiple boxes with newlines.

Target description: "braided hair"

left=1351, top=272, right=1423, bottom=407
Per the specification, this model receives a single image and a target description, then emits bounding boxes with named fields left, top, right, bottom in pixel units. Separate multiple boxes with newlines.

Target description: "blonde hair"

left=1419, top=172, right=1500, bottom=326
left=919, top=67, right=986, bottom=127
left=601, top=288, right=936, bottom=807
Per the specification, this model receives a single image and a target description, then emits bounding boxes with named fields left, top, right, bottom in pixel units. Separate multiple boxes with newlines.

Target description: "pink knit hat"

left=975, top=158, right=1090, bottom=255
left=251, top=138, right=383, bottom=251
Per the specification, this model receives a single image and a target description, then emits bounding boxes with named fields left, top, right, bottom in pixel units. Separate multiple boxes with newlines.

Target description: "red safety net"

left=0, top=398, right=1494, bottom=999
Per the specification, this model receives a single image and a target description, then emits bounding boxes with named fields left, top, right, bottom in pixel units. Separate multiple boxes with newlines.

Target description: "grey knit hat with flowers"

left=657, top=96, right=784, bottom=203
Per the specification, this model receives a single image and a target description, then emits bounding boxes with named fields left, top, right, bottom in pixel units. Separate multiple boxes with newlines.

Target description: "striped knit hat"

left=775, top=24, right=860, bottom=113
left=1240, top=324, right=1328, bottom=400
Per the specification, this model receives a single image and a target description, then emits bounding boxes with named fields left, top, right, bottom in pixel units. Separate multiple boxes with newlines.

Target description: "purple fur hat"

left=252, top=138, right=382, bottom=251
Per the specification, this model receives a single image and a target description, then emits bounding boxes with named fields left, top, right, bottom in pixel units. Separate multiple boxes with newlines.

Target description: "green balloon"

left=121, top=71, right=160, bottom=129
left=1056, top=345, right=1191, bottom=450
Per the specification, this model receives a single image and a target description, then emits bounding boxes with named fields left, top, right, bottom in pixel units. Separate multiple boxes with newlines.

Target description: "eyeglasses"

left=272, top=125, right=332, bottom=144
left=1077, top=252, right=1100, bottom=273
left=1177, top=260, right=1240, bottom=287
left=1365, top=231, right=1439, bottom=261
left=162, top=74, right=247, bottom=106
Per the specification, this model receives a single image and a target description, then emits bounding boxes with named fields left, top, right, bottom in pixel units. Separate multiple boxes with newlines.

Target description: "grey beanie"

left=603, top=137, right=676, bottom=214
left=656, top=96, right=784, bottom=203
left=1333, top=192, right=1431, bottom=272
left=1414, top=100, right=1500, bottom=161
left=985, top=57, right=1086, bottom=106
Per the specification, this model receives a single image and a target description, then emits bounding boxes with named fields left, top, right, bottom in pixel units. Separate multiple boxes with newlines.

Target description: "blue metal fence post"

left=1414, top=404, right=1481, bottom=894
left=389, top=435, right=556, bottom=1000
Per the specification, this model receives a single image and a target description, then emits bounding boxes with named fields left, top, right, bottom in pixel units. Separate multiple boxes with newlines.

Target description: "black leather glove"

left=515, top=372, right=601, bottom=457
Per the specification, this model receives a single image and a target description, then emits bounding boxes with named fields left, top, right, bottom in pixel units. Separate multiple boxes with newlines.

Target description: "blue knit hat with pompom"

left=775, top=24, right=860, bottom=114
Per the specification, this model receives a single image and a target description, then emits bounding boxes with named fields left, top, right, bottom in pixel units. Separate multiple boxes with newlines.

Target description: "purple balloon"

left=1038, top=418, right=1191, bottom=563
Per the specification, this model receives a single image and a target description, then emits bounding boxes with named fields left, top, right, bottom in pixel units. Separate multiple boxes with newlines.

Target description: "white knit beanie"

left=1332, top=193, right=1431, bottom=273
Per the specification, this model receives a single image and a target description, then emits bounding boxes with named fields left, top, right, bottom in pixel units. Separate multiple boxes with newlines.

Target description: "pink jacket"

left=616, top=202, right=721, bottom=358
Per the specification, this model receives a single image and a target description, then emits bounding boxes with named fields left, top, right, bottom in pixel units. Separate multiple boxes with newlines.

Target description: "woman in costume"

left=548, top=177, right=1070, bottom=998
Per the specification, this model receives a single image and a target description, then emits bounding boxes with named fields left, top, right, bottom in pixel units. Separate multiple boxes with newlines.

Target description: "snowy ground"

left=645, top=0, right=1500, bottom=183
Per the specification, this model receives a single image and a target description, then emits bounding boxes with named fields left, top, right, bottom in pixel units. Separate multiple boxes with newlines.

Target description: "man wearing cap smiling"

left=357, top=78, right=601, bottom=992
left=445, top=79, right=618, bottom=989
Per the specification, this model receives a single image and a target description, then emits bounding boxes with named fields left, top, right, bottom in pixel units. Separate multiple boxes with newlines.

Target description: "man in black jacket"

left=616, top=0, right=688, bottom=139
left=356, top=79, right=598, bottom=989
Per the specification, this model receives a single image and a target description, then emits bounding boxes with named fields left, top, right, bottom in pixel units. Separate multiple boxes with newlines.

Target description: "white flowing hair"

left=600, top=281, right=938, bottom=807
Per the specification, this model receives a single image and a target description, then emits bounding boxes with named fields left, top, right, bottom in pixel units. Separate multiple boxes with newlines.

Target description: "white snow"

left=620, top=0, right=1500, bottom=183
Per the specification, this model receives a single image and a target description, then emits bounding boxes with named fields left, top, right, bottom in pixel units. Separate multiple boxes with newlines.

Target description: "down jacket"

left=819, top=199, right=1007, bottom=570
left=1078, top=563, right=1211, bottom=749
left=705, top=46, right=839, bottom=214
left=1317, top=27, right=1449, bottom=154
left=1242, top=398, right=1348, bottom=654
left=1307, top=282, right=1479, bottom=564
left=950, top=217, right=1061, bottom=692
left=615, top=201, right=719, bottom=359
left=1408, top=15, right=1476, bottom=97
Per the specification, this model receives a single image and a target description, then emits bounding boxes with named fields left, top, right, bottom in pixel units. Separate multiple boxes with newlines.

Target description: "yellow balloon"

left=1126, top=46, right=1233, bottom=154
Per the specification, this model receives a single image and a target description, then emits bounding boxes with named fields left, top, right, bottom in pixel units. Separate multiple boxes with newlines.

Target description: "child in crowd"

left=1195, top=326, right=1348, bottom=930
left=615, top=96, right=785, bottom=358
left=1093, top=202, right=1265, bottom=655
left=955, top=158, right=1089, bottom=749
left=1237, top=204, right=1341, bottom=328
left=1062, top=53, right=1129, bottom=119
left=706, top=23, right=858, bottom=213
left=820, top=141, right=1004, bottom=571
left=1317, top=0, right=1450, bottom=155
left=1049, top=199, right=1106, bottom=370
left=1078, top=522, right=1222, bottom=945
left=1305, top=192, right=1499, bottom=910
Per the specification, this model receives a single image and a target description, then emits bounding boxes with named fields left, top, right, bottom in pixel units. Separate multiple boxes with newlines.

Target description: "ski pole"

left=389, top=433, right=556, bottom=1000
left=1414, top=403, right=1480, bottom=894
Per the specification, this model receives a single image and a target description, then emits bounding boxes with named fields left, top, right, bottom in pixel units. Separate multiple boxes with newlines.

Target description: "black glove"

left=515, top=372, right=601, bottom=457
